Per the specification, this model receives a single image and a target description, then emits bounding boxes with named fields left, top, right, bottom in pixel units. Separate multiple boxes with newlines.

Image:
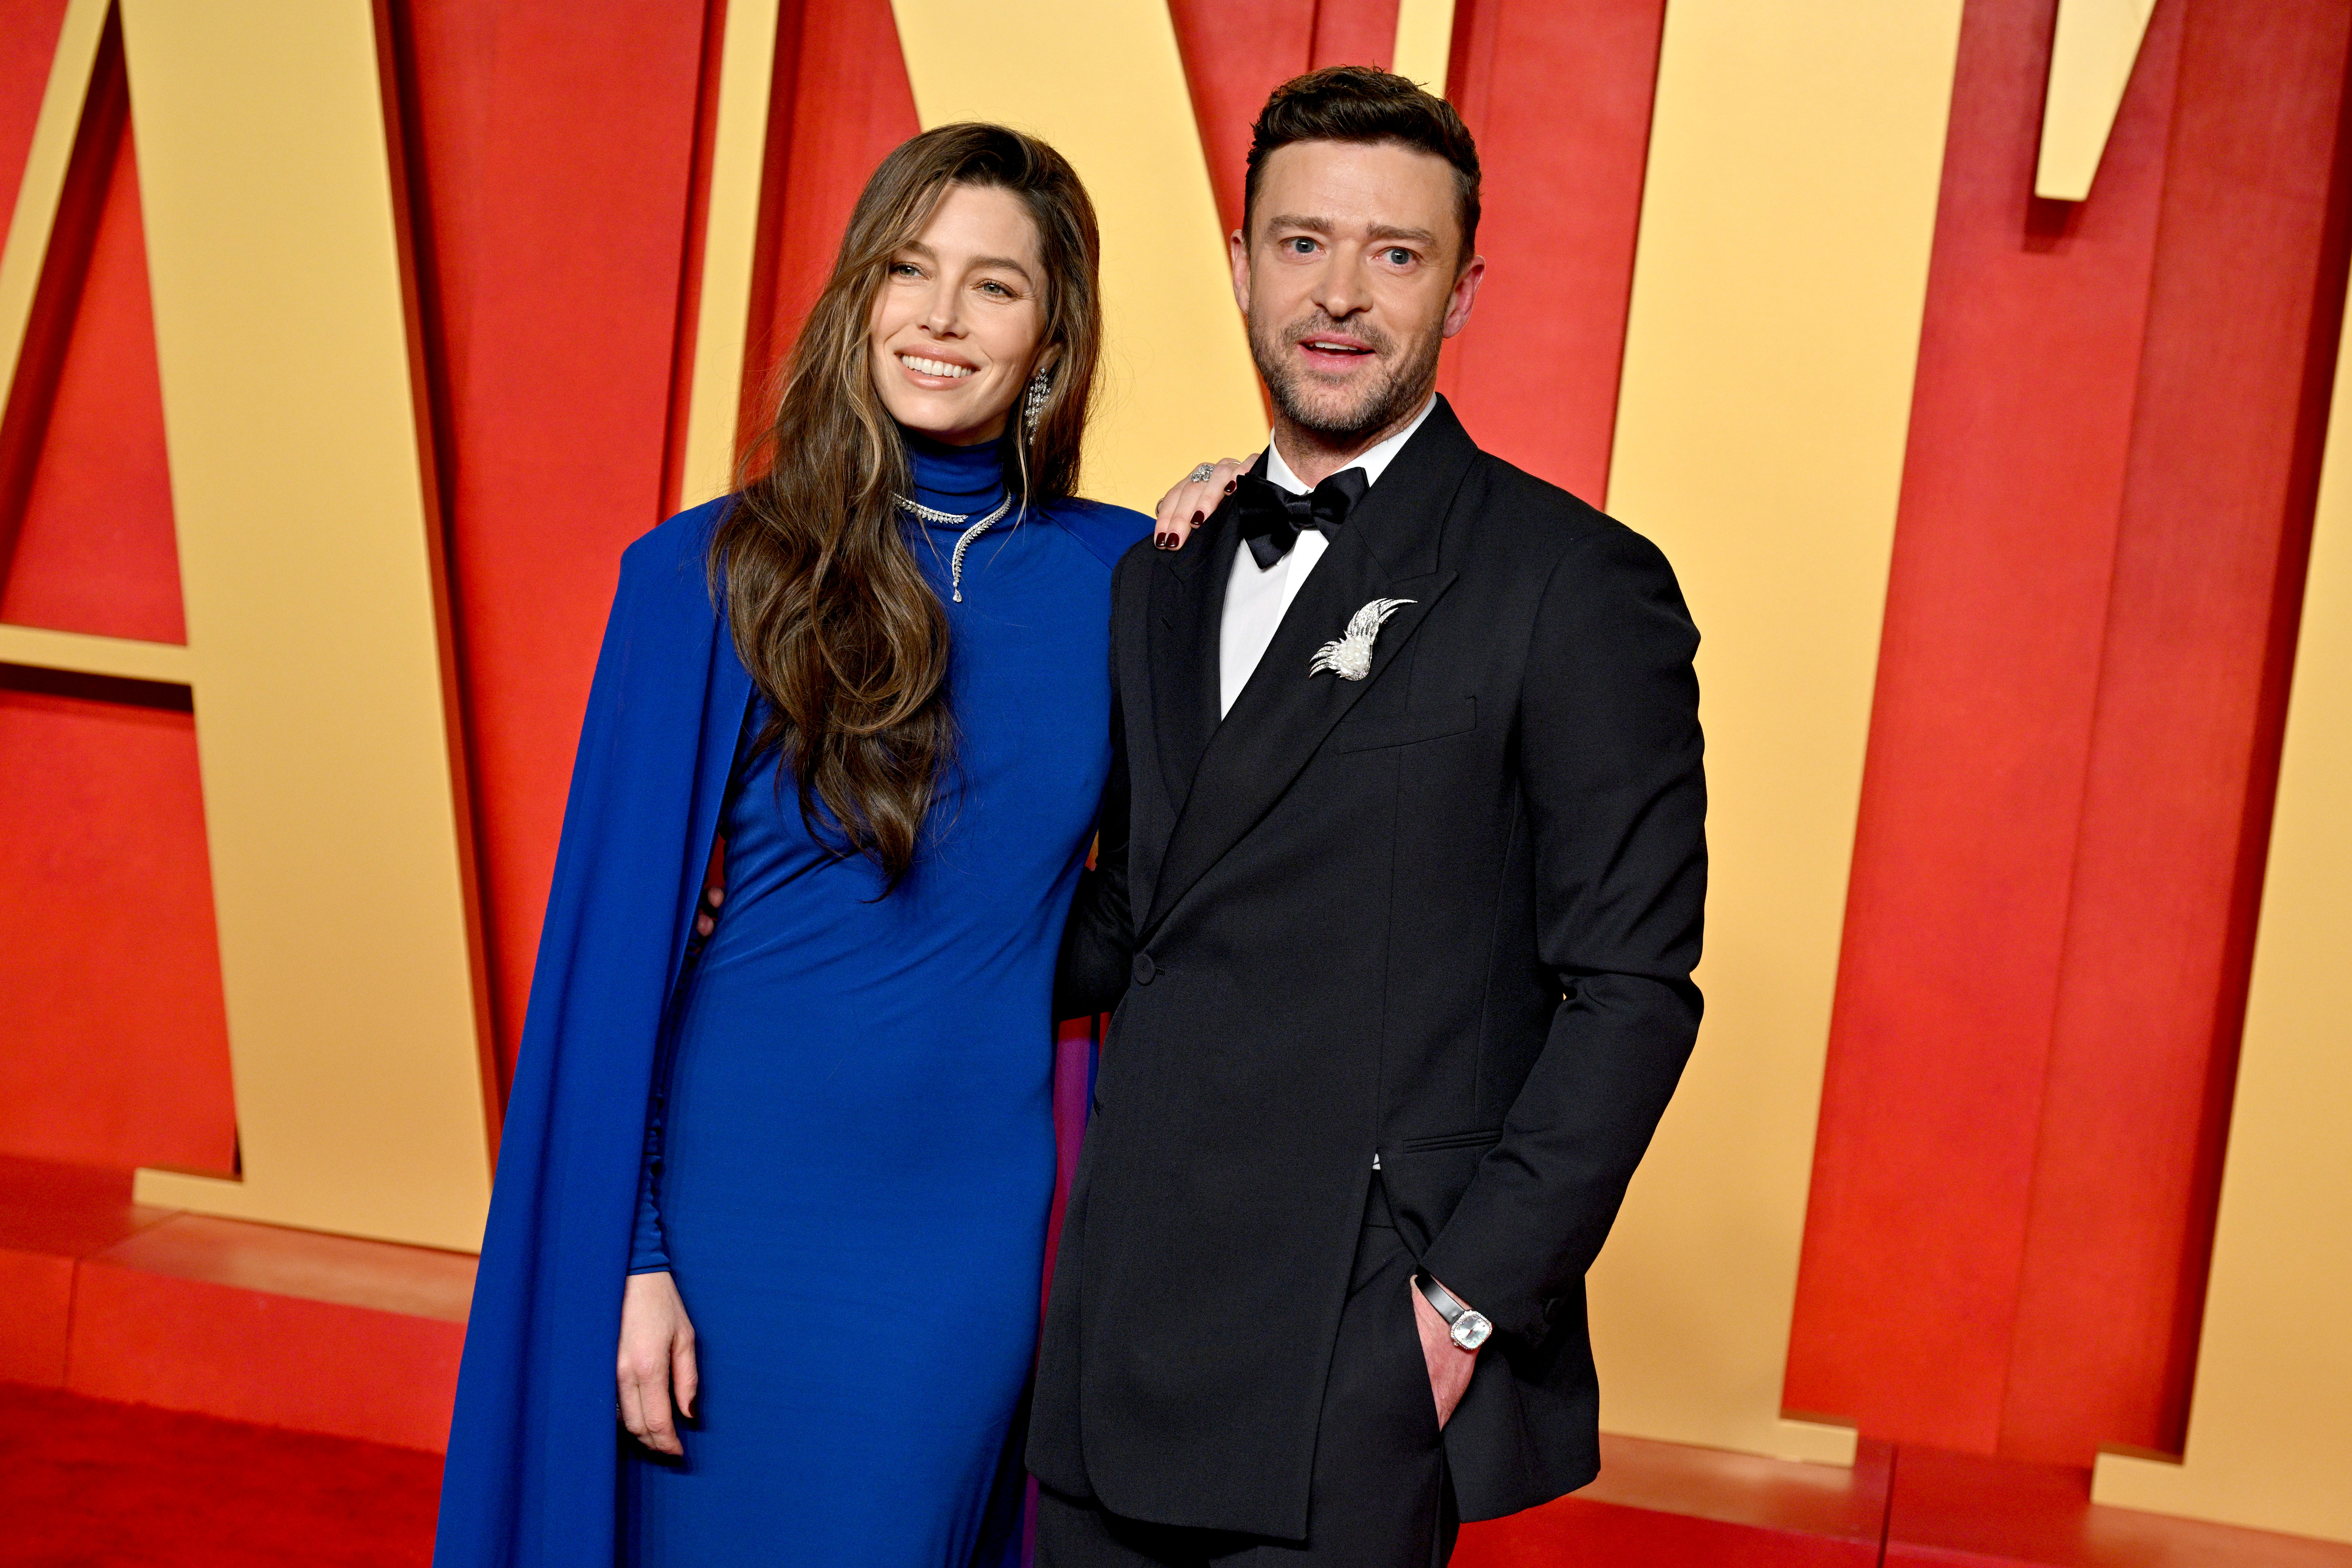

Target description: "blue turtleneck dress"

left=623, top=437, right=1145, bottom=1565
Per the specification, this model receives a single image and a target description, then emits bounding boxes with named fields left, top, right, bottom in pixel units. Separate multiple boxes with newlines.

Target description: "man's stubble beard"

left=1248, top=305, right=1444, bottom=452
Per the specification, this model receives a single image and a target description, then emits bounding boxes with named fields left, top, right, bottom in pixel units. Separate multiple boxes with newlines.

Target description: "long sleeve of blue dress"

left=632, top=712, right=754, bottom=1279
left=630, top=1098, right=670, bottom=1274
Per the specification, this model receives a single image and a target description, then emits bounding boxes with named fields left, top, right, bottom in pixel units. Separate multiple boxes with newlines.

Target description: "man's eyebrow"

left=1262, top=215, right=1438, bottom=247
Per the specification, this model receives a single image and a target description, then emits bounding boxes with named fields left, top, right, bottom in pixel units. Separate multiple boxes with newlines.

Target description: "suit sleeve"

left=1417, top=525, right=1706, bottom=1346
left=1053, top=567, right=1138, bottom=1021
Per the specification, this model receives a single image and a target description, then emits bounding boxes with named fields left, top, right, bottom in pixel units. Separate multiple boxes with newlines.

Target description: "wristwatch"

left=1413, top=1271, right=1493, bottom=1351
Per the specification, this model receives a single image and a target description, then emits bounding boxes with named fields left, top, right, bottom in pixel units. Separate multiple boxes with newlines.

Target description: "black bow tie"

left=1234, top=467, right=1369, bottom=569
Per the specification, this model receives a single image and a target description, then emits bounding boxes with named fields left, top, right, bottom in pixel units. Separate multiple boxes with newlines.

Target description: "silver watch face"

left=1450, top=1310, right=1492, bottom=1350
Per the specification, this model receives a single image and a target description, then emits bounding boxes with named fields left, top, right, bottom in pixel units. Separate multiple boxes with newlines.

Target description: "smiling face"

left=870, top=182, right=1051, bottom=447
left=1234, top=139, right=1483, bottom=476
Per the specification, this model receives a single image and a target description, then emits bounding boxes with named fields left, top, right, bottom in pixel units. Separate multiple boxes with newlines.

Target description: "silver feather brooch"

left=1308, top=598, right=1415, bottom=681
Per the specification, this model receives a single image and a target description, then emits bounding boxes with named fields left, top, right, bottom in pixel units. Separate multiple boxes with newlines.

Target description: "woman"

left=434, top=124, right=1150, bottom=1568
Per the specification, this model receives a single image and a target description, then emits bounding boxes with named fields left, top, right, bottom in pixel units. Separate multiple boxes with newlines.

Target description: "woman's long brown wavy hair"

left=713, top=124, right=1102, bottom=889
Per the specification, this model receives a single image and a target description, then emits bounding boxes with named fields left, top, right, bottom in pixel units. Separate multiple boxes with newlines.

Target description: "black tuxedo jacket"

left=1030, top=399, right=1705, bottom=1534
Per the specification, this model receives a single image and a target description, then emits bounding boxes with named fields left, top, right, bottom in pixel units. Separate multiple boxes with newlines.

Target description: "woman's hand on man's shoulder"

left=1152, top=457, right=1248, bottom=553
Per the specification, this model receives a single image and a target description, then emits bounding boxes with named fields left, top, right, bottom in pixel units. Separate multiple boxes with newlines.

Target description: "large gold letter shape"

left=119, top=0, right=492, bottom=1250
left=0, top=0, right=493, bottom=1252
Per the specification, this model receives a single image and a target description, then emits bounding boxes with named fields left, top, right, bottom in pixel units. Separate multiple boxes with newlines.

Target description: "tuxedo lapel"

left=1146, top=500, right=1237, bottom=805
left=1141, top=399, right=1476, bottom=937
left=1134, top=493, right=1238, bottom=925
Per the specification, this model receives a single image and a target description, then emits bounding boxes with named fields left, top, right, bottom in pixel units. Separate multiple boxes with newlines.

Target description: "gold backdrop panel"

left=1591, top=0, right=1967, bottom=1466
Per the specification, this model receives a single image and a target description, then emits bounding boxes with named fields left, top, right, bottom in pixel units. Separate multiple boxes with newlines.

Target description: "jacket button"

left=1132, top=952, right=1157, bottom=985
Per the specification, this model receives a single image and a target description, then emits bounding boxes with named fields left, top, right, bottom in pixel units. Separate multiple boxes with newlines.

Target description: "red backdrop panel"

left=1789, top=0, right=2186, bottom=1456
left=1790, top=0, right=2352, bottom=1463
left=738, top=0, right=921, bottom=447
left=395, top=0, right=720, bottom=1081
left=1166, top=0, right=1317, bottom=240
left=0, top=675, right=233, bottom=1174
left=1439, top=0, right=1665, bottom=503
left=1309, top=0, right=1401, bottom=72
left=2000, top=0, right=2352, bottom=1462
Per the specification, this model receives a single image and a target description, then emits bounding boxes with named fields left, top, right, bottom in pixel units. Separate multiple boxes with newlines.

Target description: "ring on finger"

left=1187, top=463, right=1216, bottom=484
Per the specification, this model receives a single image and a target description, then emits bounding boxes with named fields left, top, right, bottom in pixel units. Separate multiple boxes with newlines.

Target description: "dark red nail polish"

left=1155, top=532, right=1174, bottom=549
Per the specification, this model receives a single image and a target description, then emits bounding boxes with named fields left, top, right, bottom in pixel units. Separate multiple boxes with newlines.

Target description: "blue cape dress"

left=433, top=493, right=1144, bottom=1568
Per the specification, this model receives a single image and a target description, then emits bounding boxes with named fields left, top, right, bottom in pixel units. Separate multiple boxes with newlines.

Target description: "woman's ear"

left=1033, top=343, right=1063, bottom=377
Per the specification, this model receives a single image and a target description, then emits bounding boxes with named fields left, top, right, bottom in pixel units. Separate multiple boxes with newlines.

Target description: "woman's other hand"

left=1153, top=457, right=1248, bottom=551
left=617, top=1271, right=699, bottom=1455
left=693, top=838, right=726, bottom=938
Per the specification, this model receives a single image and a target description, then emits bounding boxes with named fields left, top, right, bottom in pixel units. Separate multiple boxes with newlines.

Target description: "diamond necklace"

left=894, top=492, right=1014, bottom=603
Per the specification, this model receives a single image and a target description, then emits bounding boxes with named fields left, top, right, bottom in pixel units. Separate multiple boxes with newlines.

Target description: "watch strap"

left=1414, top=1270, right=1470, bottom=1325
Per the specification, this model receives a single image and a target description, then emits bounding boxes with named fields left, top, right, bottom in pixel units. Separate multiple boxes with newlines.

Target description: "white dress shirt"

left=1217, top=397, right=1437, bottom=717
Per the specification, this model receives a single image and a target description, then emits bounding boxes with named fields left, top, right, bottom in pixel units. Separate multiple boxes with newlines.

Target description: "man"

left=1033, top=66, right=1706, bottom=1567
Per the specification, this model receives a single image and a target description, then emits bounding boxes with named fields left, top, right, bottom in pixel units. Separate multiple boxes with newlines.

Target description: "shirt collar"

left=1262, top=394, right=1438, bottom=496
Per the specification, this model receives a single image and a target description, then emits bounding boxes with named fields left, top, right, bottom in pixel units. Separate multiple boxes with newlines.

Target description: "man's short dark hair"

left=1242, top=66, right=1482, bottom=264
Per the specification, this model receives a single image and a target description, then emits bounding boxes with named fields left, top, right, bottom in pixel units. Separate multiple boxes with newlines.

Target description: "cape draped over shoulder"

left=434, top=493, right=1145, bottom=1568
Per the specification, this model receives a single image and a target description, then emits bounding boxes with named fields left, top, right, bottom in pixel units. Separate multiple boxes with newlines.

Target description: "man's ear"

left=1229, top=228, right=1251, bottom=315
left=1441, top=255, right=1485, bottom=340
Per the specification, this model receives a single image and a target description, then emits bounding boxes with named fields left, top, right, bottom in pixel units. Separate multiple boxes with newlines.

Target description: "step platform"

left=6, top=1154, right=2350, bottom=1562
left=1456, top=1433, right=2352, bottom=1567
left=0, top=1155, right=469, bottom=1452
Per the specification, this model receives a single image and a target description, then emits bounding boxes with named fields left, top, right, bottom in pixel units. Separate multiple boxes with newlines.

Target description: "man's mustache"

left=1281, top=316, right=1395, bottom=357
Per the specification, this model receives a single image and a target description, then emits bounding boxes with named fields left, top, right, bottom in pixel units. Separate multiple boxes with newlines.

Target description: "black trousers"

left=1035, top=1198, right=1459, bottom=1568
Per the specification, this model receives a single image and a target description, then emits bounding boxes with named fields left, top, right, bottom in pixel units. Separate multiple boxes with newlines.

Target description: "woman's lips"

left=897, top=352, right=975, bottom=385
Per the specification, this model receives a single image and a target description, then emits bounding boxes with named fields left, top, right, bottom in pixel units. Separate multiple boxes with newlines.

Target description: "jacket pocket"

left=1399, top=1127, right=1504, bottom=1154
left=1329, top=696, right=1476, bottom=754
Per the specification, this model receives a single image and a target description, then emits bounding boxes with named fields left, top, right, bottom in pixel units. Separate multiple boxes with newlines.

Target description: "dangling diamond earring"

left=1023, top=365, right=1053, bottom=437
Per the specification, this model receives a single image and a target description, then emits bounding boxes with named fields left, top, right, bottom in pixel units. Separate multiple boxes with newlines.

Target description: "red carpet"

left=0, top=1383, right=439, bottom=1567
